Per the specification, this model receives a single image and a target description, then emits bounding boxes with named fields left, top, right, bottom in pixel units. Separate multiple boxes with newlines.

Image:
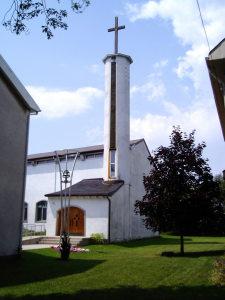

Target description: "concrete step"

left=38, top=236, right=90, bottom=246
left=22, top=236, right=91, bottom=246
left=22, top=237, right=43, bottom=245
left=40, top=236, right=85, bottom=241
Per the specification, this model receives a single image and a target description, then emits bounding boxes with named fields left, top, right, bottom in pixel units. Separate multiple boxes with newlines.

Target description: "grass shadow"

left=115, top=236, right=225, bottom=249
left=184, top=242, right=224, bottom=244
left=173, top=250, right=225, bottom=258
left=0, top=250, right=106, bottom=288
left=114, top=236, right=193, bottom=248
left=1, top=285, right=224, bottom=300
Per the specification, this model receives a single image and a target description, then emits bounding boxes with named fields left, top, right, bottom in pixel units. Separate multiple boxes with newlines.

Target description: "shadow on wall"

left=2, top=285, right=224, bottom=300
left=0, top=251, right=106, bottom=289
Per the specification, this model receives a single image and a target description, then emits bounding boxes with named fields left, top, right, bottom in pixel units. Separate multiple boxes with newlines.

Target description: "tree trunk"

left=180, top=228, right=184, bottom=255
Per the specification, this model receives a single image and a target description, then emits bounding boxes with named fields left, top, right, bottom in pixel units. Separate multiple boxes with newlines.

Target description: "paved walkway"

left=22, top=244, right=56, bottom=250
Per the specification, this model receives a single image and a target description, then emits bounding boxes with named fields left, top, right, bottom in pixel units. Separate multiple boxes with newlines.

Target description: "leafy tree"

left=135, top=126, right=222, bottom=254
left=2, top=0, right=90, bottom=39
left=214, top=174, right=225, bottom=210
left=211, top=174, right=225, bottom=235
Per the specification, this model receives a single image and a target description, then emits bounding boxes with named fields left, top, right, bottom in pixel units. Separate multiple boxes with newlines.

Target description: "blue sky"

left=1, top=0, right=225, bottom=175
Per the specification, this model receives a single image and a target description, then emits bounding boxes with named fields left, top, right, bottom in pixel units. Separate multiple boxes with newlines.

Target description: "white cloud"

left=86, top=126, right=103, bottom=141
left=154, top=59, right=168, bottom=68
left=26, top=86, right=104, bottom=119
left=126, top=0, right=225, bottom=174
left=89, top=64, right=104, bottom=76
left=125, top=0, right=225, bottom=89
left=130, top=99, right=220, bottom=153
left=176, top=83, right=190, bottom=95
left=131, top=74, right=165, bottom=101
left=114, top=10, right=124, bottom=15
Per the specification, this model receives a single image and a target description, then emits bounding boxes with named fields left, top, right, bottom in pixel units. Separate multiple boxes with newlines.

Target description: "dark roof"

left=45, top=178, right=124, bottom=197
left=28, top=139, right=145, bottom=161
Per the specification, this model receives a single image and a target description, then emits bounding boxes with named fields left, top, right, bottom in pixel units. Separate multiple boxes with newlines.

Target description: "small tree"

left=135, top=126, right=222, bottom=254
left=60, top=230, right=71, bottom=260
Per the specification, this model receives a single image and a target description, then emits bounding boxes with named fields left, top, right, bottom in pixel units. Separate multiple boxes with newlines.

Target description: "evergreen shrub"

left=90, top=233, right=105, bottom=244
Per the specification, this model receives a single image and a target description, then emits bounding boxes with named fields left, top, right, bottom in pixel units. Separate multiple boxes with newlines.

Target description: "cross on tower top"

left=108, top=17, right=125, bottom=54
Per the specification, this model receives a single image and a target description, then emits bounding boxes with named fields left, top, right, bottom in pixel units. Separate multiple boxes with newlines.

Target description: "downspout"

left=19, top=111, right=31, bottom=256
left=129, top=184, right=131, bottom=241
left=54, top=158, right=57, bottom=192
left=107, top=196, right=111, bottom=243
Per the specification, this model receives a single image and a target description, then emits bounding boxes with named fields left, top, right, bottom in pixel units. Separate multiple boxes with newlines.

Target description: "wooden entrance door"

left=57, top=207, right=84, bottom=236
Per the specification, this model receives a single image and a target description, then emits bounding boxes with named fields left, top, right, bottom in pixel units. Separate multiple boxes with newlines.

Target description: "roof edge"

left=130, top=138, right=150, bottom=156
left=0, top=54, right=41, bottom=112
left=102, top=53, right=133, bottom=64
left=209, top=38, right=225, bottom=56
left=27, top=139, right=144, bottom=160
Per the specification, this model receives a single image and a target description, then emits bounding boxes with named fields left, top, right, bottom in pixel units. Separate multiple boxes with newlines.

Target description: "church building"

left=25, top=18, right=157, bottom=242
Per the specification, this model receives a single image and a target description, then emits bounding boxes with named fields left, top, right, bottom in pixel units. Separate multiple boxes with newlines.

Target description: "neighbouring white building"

left=0, top=54, right=40, bottom=262
left=206, top=38, right=225, bottom=140
left=24, top=18, right=158, bottom=242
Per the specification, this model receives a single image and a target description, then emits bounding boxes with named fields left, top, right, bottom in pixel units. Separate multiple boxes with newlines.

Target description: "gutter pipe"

left=107, top=196, right=111, bottom=244
left=19, top=112, right=30, bottom=257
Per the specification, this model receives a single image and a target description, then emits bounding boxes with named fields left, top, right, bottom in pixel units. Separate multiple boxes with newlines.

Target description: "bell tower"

left=103, top=17, right=133, bottom=184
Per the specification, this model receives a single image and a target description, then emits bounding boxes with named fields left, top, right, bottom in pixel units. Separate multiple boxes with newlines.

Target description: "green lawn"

left=0, top=235, right=224, bottom=300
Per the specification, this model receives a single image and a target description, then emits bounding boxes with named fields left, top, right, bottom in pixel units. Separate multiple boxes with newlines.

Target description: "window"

left=46, top=159, right=54, bottom=164
left=37, top=160, right=46, bottom=165
left=110, top=150, right=116, bottom=178
left=24, top=203, right=28, bottom=222
left=36, top=201, right=47, bottom=221
left=69, top=156, right=80, bottom=161
left=86, top=154, right=94, bottom=159
left=83, top=153, right=103, bottom=159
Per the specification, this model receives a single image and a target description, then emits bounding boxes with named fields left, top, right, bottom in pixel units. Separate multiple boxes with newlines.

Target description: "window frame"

left=36, top=201, right=48, bottom=222
left=109, top=150, right=116, bottom=178
left=23, top=202, right=28, bottom=223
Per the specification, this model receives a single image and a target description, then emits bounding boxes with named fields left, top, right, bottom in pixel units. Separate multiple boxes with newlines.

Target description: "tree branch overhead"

left=2, top=0, right=90, bottom=39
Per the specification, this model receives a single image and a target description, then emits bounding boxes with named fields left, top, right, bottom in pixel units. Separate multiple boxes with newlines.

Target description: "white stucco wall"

left=0, top=75, right=30, bottom=260
left=103, top=57, right=111, bottom=180
left=103, top=54, right=131, bottom=184
left=25, top=156, right=103, bottom=228
left=109, top=141, right=158, bottom=242
left=47, top=196, right=109, bottom=238
left=109, top=184, right=130, bottom=242
left=129, top=141, right=158, bottom=239
left=116, top=56, right=131, bottom=184
left=210, top=40, right=225, bottom=59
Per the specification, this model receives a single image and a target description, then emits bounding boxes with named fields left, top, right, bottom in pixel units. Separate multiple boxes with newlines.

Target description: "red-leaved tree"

left=135, top=126, right=222, bottom=254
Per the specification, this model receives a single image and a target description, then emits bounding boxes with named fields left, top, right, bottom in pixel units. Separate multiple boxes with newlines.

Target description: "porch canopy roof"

left=206, top=38, right=225, bottom=140
left=45, top=178, right=124, bottom=197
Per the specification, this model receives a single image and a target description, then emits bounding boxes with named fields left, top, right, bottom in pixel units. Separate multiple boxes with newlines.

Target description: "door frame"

left=56, top=206, right=86, bottom=236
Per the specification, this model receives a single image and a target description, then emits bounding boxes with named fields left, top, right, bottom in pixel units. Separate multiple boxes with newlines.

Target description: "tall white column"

left=102, top=54, right=133, bottom=184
